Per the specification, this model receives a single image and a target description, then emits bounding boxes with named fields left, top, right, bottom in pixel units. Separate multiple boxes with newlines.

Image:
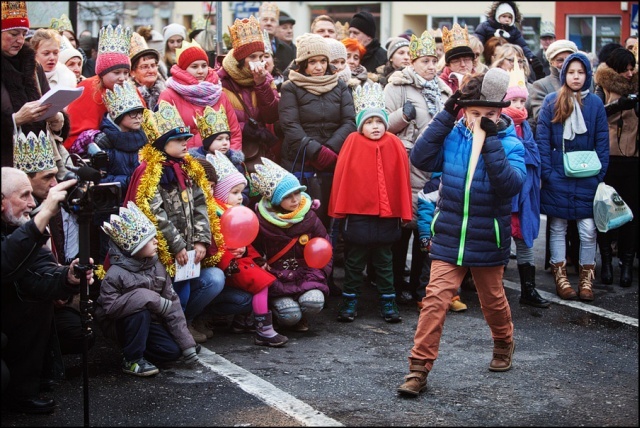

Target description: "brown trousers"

left=410, top=260, right=513, bottom=371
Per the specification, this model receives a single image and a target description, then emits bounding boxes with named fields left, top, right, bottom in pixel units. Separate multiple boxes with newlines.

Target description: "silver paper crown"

left=13, top=130, right=56, bottom=174
left=103, top=80, right=145, bottom=120
left=98, top=24, right=132, bottom=57
left=250, top=157, right=289, bottom=199
left=262, top=29, right=273, bottom=55
left=205, top=151, right=238, bottom=183
left=102, top=201, right=157, bottom=255
left=353, top=82, right=385, bottom=116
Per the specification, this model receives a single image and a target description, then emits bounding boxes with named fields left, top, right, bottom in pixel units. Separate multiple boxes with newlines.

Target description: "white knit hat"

left=325, top=37, right=347, bottom=61
left=162, top=23, right=186, bottom=44
left=495, top=3, right=515, bottom=21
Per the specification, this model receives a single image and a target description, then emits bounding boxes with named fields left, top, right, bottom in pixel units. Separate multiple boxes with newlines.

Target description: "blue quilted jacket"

left=410, top=110, right=525, bottom=267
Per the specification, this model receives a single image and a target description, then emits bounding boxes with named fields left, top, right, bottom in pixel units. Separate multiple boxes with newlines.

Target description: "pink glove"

left=311, top=199, right=321, bottom=210
left=310, top=146, right=338, bottom=171
left=70, top=129, right=101, bottom=155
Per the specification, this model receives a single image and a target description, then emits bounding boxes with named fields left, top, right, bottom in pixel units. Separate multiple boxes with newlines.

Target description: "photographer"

left=1, top=167, right=93, bottom=414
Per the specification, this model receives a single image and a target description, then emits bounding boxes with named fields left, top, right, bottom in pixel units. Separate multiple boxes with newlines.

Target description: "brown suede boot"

left=578, top=264, right=595, bottom=301
left=550, top=261, right=577, bottom=300
left=489, top=339, right=515, bottom=372
left=397, top=358, right=428, bottom=397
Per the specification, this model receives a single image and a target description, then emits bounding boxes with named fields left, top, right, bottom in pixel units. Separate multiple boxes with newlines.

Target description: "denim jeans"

left=205, top=286, right=253, bottom=317
left=173, top=266, right=225, bottom=322
left=549, top=217, right=597, bottom=266
left=116, top=309, right=181, bottom=363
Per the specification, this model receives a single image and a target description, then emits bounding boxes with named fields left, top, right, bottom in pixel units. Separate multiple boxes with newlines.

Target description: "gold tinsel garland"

left=134, top=144, right=225, bottom=277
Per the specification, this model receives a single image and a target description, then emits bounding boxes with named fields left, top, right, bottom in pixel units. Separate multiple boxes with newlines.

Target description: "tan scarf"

left=222, top=51, right=256, bottom=87
left=288, top=70, right=338, bottom=95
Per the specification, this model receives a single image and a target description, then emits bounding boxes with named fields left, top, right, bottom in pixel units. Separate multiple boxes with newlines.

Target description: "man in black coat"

left=258, top=2, right=295, bottom=75
left=348, top=11, right=387, bottom=73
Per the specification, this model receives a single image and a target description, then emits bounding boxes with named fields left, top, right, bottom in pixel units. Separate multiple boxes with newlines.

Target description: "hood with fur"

left=594, top=63, right=639, bottom=97
left=486, top=1, right=522, bottom=24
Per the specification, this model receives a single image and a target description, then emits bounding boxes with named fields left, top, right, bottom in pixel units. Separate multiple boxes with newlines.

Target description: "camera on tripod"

left=61, top=147, right=121, bottom=216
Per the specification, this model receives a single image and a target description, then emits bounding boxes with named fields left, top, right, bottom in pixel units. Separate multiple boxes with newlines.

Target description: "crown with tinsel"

left=191, top=17, right=208, bottom=33
left=194, top=105, right=230, bottom=141
left=409, top=30, right=437, bottom=61
left=2, top=2, right=29, bottom=31
left=353, top=82, right=388, bottom=133
left=50, top=13, right=73, bottom=33
left=262, top=29, right=273, bottom=55
left=101, top=201, right=157, bottom=256
left=143, top=101, right=192, bottom=148
left=229, top=15, right=263, bottom=59
left=258, top=2, right=279, bottom=19
left=442, top=23, right=470, bottom=53
left=13, top=130, right=55, bottom=174
left=103, top=80, right=145, bottom=121
left=250, top=158, right=306, bottom=205
left=98, top=24, right=132, bottom=57
left=334, top=21, right=349, bottom=41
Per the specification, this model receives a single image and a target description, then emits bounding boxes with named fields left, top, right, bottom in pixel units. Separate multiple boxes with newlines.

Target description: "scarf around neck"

left=288, top=70, right=338, bottom=95
left=222, top=53, right=255, bottom=87
left=257, top=193, right=311, bottom=228
left=160, top=157, right=191, bottom=191
left=166, top=67, right=222, bottom=106
left=415, top=71, right=441, bottom=117
left=503, top=106, right=528, bottom=138
left=563, top=90, right=589, bottom=141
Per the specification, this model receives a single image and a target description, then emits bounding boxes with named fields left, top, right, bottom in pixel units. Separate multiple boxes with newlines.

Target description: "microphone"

left=65, top=165, right=102, bottom=185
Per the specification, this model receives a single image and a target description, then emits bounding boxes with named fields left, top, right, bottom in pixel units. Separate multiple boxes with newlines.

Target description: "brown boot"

left=489, top=339, right=515, bottom=372
left=397, top=358, right=428, bottom=397
left=578, top=264, right=595, bottom=301
left=550, top=261, right=577, bottom=300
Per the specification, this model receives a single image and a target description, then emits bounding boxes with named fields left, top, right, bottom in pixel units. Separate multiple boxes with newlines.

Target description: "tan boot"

left=578, top=264, right=595, bottom=301
left=550, top=261, right=577, bottom=300
left=489, top=339, right=515, bottom=372
left=397, top=358, right=428, bottom=397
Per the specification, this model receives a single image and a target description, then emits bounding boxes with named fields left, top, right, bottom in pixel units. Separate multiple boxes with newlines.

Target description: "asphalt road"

left=2, top=216, right=638, bottom=427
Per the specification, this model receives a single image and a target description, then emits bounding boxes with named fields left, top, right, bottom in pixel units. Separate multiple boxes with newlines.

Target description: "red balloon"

left=304, top=237, right=333, bottom=269
left=220, top=206, right=259, bottom=248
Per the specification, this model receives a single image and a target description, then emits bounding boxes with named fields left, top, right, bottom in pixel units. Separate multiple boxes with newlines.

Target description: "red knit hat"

left=1, top=2, right=30, bottom=32
left=176, top=40, right=209, bottom=69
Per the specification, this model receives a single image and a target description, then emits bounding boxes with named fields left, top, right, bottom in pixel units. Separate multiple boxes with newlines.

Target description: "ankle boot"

left=619, top=251, right=635, bottom=288
left=517, top=263, right=550, bottom=308
left=550, top=261, right=577, bottom=300
left=397, top=358, right=428, bottom=396
left=489, top=339, right=515, bottom=372
left=254, top=312, right=288, bottom=347
left=578, top=264, right=595, bottom=301
left=598, top=234, right=613, bottom=285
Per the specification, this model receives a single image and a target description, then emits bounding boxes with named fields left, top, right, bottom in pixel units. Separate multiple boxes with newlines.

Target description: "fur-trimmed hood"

left=486, top=1, right=522, bottom=24
left=594, top=63, right=639, bottom=97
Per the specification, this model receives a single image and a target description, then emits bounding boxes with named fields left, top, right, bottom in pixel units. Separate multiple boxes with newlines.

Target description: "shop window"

left=521, top=17, right=541, bottom=54
left=568, top=16, right=621, bottom=55
left=430, top=16, right=481, bottom=34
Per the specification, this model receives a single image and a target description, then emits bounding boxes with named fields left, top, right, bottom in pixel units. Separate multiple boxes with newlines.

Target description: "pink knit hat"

left=504, top=85, right=528, bottom=101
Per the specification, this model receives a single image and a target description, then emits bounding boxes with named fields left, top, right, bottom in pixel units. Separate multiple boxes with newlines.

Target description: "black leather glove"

left=480, top=116, right=498, bottom=137
left=419, top=237, right=431, bottom=253
left=618, top=95, right=638, bottom=111
left=529, top=56, right=545, bottom=81
left=444, top=90, right=462, bottom=117
left=403, top=100, right=417, bottom=121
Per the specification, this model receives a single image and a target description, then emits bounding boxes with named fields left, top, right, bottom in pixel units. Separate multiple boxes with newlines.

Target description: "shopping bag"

left=593, top=182, right=633, bottom=233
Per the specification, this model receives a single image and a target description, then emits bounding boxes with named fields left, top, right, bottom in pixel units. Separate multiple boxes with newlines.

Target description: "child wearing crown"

left=158, top=39, right=241, bottom=151
left=328, top=82, right=413, bottom=324
left=95, top=202, right=199, bottom=377
left=250, top=159, right=331, bottom=333
left=198, top=152, right=288, bottom=346
left=123, top=101, right=227, bottom=344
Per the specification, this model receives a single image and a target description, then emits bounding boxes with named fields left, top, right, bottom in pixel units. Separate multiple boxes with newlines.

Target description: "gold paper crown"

left=101, top=201, right=157, bottom=255
left=191, top=17, right=208, bottom=33
left=259, top=2, right=279, bottom=19
left=2, top=2, right=28, bottom=24
left=442, top=23, right=470, bottom=53
left=205, top=151, right=238, bottom=183
left=428, top=28, right=443, bottom=40
left=409, top=30, right=437, bottom=61
left=50, top=13, right=73, bottom=33
left=334, top=21, right=349, bottom=41
left=176, top=39, right=204, bottom=64
left=142, top=101, right=190, bottom=142
left=129, top=31, right=150, bottom=58
left=195, top=105, right=231, bottom=140
left=98, top=24, right=132, bottom=57
left=13, top=130, right=55, bottom=174
left=141, top=108, right=160, bottom=143
left=103, top=80, right=145, bottom=120
left=250, top=158, right=290, bottom=199
left=229, top=16, right=263, bottom=50
left=508, top=57, right=527, bottom=91
left=353, top=82, right=385, bottom=116
left=262, top=29, right=273, bottom=54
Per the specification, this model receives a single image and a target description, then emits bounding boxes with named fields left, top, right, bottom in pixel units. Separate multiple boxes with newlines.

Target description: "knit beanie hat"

left=457, top=68, right=511, bottom=108
left=250, top=158, right=306, bottom=206
left=1, top=2, right=29, bottom=32
left=295, top=33, right=330, bottom=63
left=326, top=37, right=347, bottom=62
left=560, top=52, right=592, bottom=92
left=162, top=23, right=186, bottom=44
left=353, top=82, right=388, bottom=133
left=350, top=11, right=376, bottom=39
left=95, top=25, right=132, bottom=77
left=176, top=39, right=209, bottom=70
left=205, top=152, right=247, bottom=202
left=194, top=156, right=218, bottom=185
left=387, top=37, right=410, bottom=61
left=59, top=34, right=83, bottom=67
left=545, top=39, right=578, bottom=62
left=495, top=3, right=515, bottom=21
left=605, top=47, right=636, bottom=73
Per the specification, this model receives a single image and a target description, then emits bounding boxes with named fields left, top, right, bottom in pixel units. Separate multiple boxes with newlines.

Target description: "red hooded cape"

left=329, top=131, right=412, bottom=222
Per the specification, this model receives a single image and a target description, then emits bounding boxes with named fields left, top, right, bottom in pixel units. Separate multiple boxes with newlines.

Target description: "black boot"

left=619, top=251, right=635, bottom=288
left=518, top=263, right=551, bottom=308
left=598, top=233, right=613, bottom=285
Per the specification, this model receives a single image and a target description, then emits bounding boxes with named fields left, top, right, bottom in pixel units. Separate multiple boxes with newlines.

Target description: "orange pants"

left=410, top=260, right=513, bottom=372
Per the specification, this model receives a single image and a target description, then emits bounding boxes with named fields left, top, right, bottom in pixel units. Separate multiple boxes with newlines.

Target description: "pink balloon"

left=220, top=206, right=259, bottom=248
left=304, top=237, right=333, bottom=269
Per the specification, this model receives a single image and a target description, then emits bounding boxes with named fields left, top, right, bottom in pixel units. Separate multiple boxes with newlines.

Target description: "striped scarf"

left=165, top=67, right=223, bottom=106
